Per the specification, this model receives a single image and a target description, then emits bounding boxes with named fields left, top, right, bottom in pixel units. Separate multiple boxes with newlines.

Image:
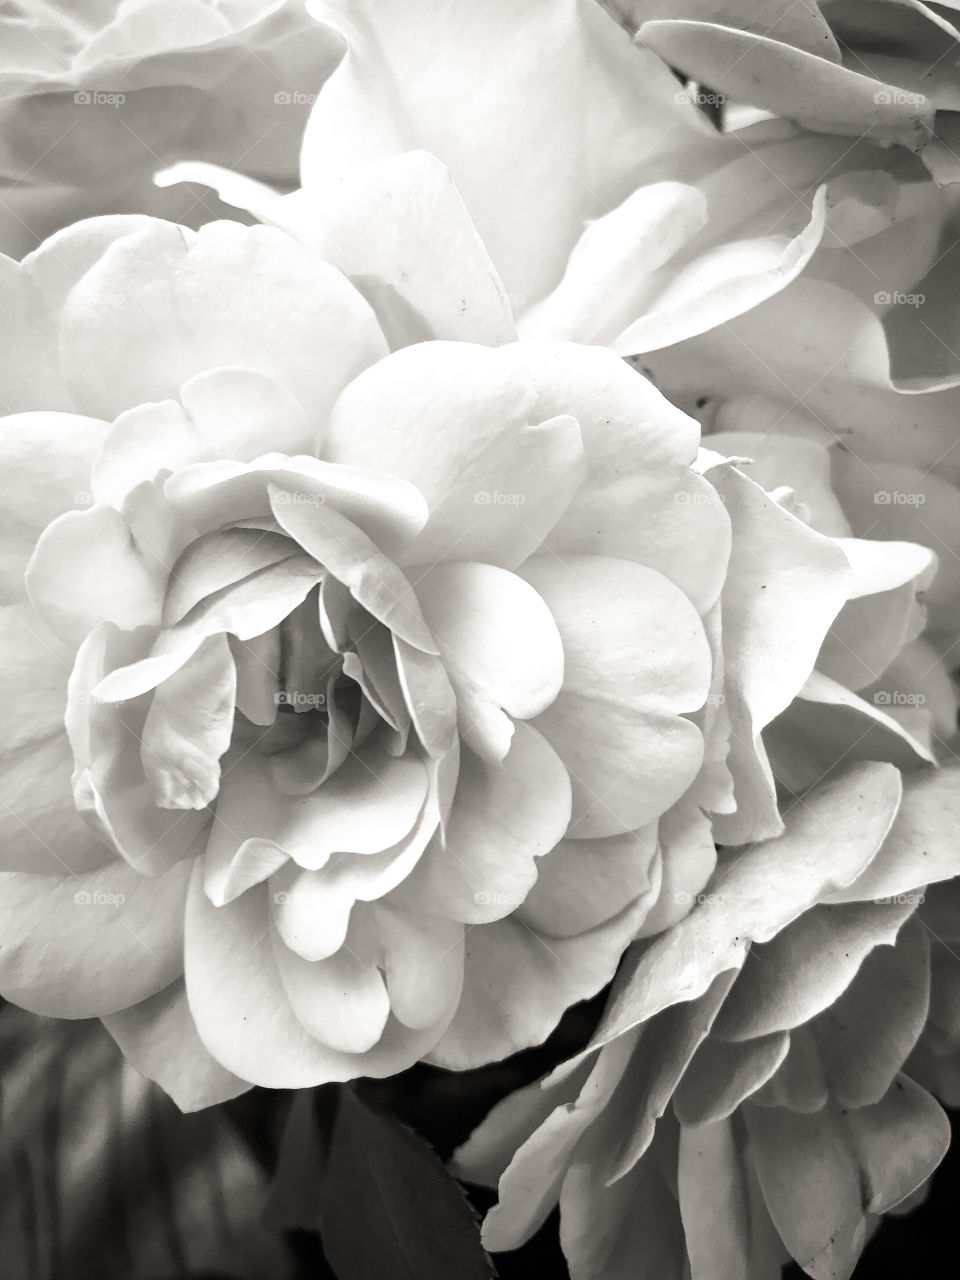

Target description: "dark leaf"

left=271, top=1085, right=497, bottom=1280
left=0, top=1004, right=287, bottom=1280
left=264, top=1088, right=335, bottom=1233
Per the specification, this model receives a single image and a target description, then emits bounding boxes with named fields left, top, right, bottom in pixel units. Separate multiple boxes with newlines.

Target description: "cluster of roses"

left=2, top=2, right=959, bottom=1277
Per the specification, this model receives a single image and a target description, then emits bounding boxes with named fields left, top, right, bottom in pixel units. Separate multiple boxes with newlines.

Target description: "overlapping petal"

left=459, top=766, right=960, bottom=1279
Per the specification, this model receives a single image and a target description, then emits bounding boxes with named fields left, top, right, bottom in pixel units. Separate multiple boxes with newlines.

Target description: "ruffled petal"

left=584, top=762, right=902, bottom=1054
left=711, top=900, right=916, bottom=1041
left=92, top=368, right=312, bottom=506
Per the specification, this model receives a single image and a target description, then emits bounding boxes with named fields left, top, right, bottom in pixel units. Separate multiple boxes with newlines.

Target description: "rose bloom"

left=222, top=0, right=958, bottom=750
left=457, top=763, right=960, bottom=1280
left=0, top=149, right=935, bottom=1108
left=180, top=13, right=957, bottom=773
left=0, top=0, right=345, bottom=258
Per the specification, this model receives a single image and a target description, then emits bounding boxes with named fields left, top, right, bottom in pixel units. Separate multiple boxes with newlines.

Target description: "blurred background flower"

left=0, top=0, right=345, bottom=258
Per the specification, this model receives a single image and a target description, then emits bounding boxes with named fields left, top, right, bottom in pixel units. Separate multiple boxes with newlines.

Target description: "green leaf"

left=0, top=1004, right=286, bottom=1279
left=271, top=1086, right=497, bottom=1280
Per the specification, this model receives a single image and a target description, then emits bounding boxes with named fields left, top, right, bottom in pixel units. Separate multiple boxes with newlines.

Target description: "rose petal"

left=260, top=151, right=516, bottom=348
left=269, top=485, right=438, bottom=653
left=92, top=368, right=313, bottom=506
left=0, top=857, right=191, bottom=1018
left=432, top=893, right=649, bottom=1069
left=184, top=867, right=454, bottom=1086
left=521, top=554, right=712, bottom=714
left=707, top=463, right=852, bottom=844
left=397, top=722, right=571, bottom=924
left=26, top=502, right=166, bottom=647
left=415, top=561, right=564, bottom=723
left=273, top=921, right=392, bottom=1054
left=60, top=220, right=387, bottom=421
left=0, top=410, right=109, bottom=596
left=743, top=1100, right=867, bottom=1280
left=102, top=979, right=251, bottom=1111
left=813, top=915, right=930, bottom=1108
left=323, top=340, right=584, bottom=569
left=535, top=691, right=703, bottom=837
left=584, top=762, right=903, bottom=1055
left=372, top=900, right=465, bottom=1030
left=673, top=1032, right=790, bottom=1127
left=140, top=633, right=237, bottom=810
left=515, top=825, right=659, bottom=938
left=825, top=767, right=960, bottom=905
left=302, top=0, right=698, bottom=303
left=846, top=1075, right=950, bottom=1215
left=274, top=736, right=428, bottom=872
